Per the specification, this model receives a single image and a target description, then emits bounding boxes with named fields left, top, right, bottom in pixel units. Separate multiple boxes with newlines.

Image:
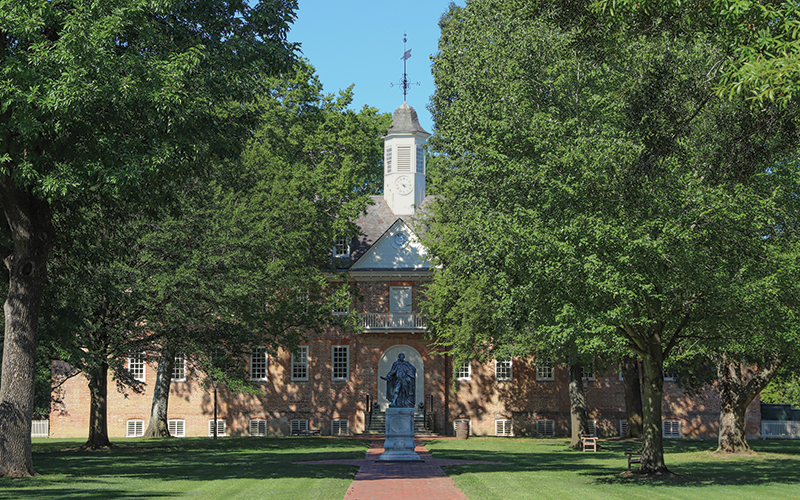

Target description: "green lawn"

left=425, top=437, right=800, bottom=500
left=2, top=437, right=799, bottom=500
left=0, top=437, right=369, bottom=500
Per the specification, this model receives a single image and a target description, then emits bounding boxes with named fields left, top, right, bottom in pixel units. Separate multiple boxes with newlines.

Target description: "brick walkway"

left=295, top=439, right=502, bottom=500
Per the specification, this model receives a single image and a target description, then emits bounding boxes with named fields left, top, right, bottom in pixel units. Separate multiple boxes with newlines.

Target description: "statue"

left=381, top=353, right=416, bottom=408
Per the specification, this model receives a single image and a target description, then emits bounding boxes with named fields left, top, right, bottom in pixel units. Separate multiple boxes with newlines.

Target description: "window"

left=619, top=364, right=624, bottom=381
left=128, top=353, right=145, bottom=382
left=126, top=419, right=144, bottom=437
left=663, top=420, right=681, bottom=439
left=536, top=361, right=554, bottom=381
left=536, top=419, right=554, bottom=437
left=332, top=292, right=349, bottom=316
left=332, top=345, right=349, bottom=380
left=332, top=419, right=349, bottom=436
left=292, top=346, right=309, bottom=381
left=250, top=346, right=268, bottom=381
left=291, top=419, right=309, bottom=433
left=333, top=237, right=350, bottom=259
left=456, top=360, right=471, bottom=380
left=495, top=419, right=513, bottom=436
left=416, top=145, right=425, bottom=174
left=586, top=419, right=597, bottom=437
left=208, top=419, right=226, bottom=437
left=495, top=359, right=512, bottom=381
left=250, top=419, right=267, bottom=437
left=385, top=146, right=392, bottom=173
left=389, top=286, right=412, bottom=313
left=582, top=365, right=595, bottom=381
left=172, top=353, right=186, bottom=382
left=168, top=419, right=185, bottom=437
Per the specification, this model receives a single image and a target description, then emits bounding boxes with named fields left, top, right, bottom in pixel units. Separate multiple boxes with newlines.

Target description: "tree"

left=0, top=0, right=298, bottom=477
left=424, top=0, right=800, bottom=474
left=591, top=0, right=800, bottom=106
left=620, top=356, right=644, bottom=439
left=135, top=60, right=390, bottom=437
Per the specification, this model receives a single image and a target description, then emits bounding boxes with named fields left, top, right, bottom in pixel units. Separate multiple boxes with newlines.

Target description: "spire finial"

left=392, top=32, right=420, bottom=103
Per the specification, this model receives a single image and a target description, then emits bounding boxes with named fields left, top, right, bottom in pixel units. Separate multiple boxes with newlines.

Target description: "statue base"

left=378, top=407, right=422, bottom=461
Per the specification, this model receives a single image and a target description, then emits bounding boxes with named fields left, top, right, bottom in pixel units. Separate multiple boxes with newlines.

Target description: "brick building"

left=49, top=101, right=761, bottom=440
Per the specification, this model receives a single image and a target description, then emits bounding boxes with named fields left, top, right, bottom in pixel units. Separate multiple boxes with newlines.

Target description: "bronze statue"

left=381, top=353, right=416, bottom=408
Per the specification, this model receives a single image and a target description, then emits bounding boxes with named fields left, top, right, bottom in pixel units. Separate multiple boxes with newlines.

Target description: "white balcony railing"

left=358, top=312, right=426, bottom=330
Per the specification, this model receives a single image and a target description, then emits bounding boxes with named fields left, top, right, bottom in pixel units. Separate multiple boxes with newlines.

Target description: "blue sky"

left=287, top=1, right=461, bottom=134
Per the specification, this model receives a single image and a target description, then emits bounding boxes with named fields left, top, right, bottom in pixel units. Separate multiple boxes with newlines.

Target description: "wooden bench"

left=291, top=429, right=321, bottom=436
left=580, top=434, right=598, bottom=452
left=625, top=450, right=642, bottom=470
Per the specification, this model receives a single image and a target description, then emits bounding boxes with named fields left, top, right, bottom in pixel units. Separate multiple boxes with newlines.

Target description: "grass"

left=424, top=437, right=800, bottom=500
left=2, top=437, right=800, bottom=499
left=0, top=437, right=369, bottom=500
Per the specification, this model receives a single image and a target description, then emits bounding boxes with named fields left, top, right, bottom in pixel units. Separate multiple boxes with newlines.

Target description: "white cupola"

left=383, top=103, right=430, bottom=215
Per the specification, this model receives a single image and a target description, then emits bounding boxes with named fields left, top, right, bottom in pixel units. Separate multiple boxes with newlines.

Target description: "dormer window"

left=333, top=237, right=350, bottom=259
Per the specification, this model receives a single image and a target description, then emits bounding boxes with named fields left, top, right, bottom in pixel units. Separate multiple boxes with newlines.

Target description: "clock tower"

left=383, top=102, right=430, bottom=215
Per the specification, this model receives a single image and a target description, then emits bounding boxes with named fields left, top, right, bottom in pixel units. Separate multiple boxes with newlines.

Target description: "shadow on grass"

left=423, top=438, right=800, bottom=488
left=0, top=437, right=370, bottom=499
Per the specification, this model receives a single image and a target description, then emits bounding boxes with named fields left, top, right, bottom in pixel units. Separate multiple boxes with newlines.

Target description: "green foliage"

left=590, top=0, right=800, bottom=106
left=761, top=371, right=800, bottom=407
left=424, top=0, right=800, bottom=470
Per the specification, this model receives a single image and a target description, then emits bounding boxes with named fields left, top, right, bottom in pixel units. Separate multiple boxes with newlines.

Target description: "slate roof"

left=343, top=195, right=434, bottom=269
left=386, top=103, right=431, bottom=137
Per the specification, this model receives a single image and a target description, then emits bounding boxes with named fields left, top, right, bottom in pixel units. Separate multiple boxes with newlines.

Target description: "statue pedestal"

left=378, top=407, right=422, bottom=461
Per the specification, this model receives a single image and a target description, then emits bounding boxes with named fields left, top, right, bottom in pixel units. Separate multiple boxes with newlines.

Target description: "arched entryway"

left=378, top=344, right=424, bottom=412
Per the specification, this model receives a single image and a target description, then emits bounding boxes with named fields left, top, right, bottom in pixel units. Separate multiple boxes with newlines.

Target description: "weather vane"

left=391, top=33, right=420, bottom=103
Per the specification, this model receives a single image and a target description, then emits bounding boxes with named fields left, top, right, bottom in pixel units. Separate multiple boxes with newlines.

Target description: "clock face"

left=394, top=175, right=413, bottom=195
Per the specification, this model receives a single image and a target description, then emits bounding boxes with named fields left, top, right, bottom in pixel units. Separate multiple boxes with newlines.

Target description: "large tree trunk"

left=715, top=352, right=781, bottom=453
left=0, top=184, right=54, bottom=478
left=621, top=355, right=644, bottom=439
left=639, top=336, right=668, bottom=474
left=84, top=360, right=113, bottom=449
left=144, top=349, right=174, bottom=437
left=568, top=362, right=588, bottom=449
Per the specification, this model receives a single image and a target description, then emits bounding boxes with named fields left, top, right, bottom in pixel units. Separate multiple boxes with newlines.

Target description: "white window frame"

left=332, top=345, right=349, bottom=381
left=536, top=419, right=555, bottom=437
left=208, top=419, right=227, bottom=437
left=250, top=346, right=268, bottom=381
left=385, top=145, right=392, bottom=173
left=333, top=237, right=350, bottom=259
left=126, top=419, right=144, bottom=437
left=168, top=419, right=185, bottom=437
left=128, top=353, right=146, bottom=382
left=663, top=419, right=682, bottom=439
left=172, top=353, right=186, bottom=382
left=495, top=419, right=513, bottom=436
left=389, top=286, right=412, bottom=313
left=495, top=359, right=512, bottom=381
left=536, top=361, right=554, bottom=381
left=583, top=365, right=595, bottom=381
left=620, top=419, right=628, bottom=437
left=250, top=419, right=267, bottom=437
left=291, top=419, right=309, bottom=433
left=456, top=360, right=471, bottom=380
left=331, top=418, right=350, bottom=436
left=292, top=346, right=309, bottom=381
